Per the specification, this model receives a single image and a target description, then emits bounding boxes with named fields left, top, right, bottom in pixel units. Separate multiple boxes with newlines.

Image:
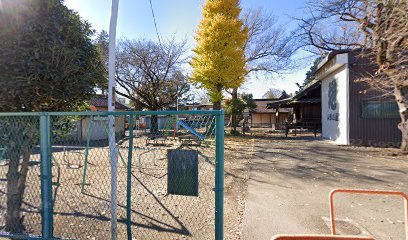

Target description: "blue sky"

left=64, top=0, right=312, bottom=98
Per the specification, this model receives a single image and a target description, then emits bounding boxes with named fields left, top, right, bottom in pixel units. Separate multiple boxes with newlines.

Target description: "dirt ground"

left=223, top=136, right=253, bottom=240
left=0, top=132, right=253, bottom=240
left=3, top=128, right=405, bottom=240
left=0, top=137, right=217, bottom=239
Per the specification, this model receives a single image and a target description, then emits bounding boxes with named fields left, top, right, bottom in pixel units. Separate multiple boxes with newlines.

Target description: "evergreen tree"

left=0, top=0, right=104, bottom=232
left=303, top=56, right=323, bottom=86
left=95, top=30, right=109, bottom=93
left=225, top=93, right=256, bottom=134
left=190, top=0, right=248, bottom=110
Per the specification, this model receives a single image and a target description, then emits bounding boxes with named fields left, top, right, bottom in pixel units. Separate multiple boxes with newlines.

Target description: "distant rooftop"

left=266, top=80, right=321, bottom=109
left=89, top=95, right=131, bottom=110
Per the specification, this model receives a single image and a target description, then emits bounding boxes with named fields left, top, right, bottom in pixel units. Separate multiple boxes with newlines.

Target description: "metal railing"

left=0, top=110, right=225, bottom=240
left=329, top=189, right=408, bottom=238
left=271, top=188, right=408, bottom=240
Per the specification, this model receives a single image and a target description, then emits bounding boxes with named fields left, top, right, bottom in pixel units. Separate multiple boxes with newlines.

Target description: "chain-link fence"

left=0, top=115, right=42, bottom=239
left=0, top=111, right=225, bottom=240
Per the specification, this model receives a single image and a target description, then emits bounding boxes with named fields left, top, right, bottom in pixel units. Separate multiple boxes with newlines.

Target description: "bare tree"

left=263, top=88, right=282, bottom=99
left=298, top=0, right=408, bottom=152
left=228, top=8, right=301, bottom=132
left=243, top=8, right=300, bottom=76
left=115, top=39, right=190, bottom=111
left=195, top=91, right=211, bottom=105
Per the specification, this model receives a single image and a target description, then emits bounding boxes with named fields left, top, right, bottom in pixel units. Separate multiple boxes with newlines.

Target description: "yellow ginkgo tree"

left=190, top=0, right=248, bottom=110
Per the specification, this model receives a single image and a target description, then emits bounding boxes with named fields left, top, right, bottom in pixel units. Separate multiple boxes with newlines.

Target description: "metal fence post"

left=40, top=114, right=53, bottom=239
left=126, top=114, right=134, bottom=240
left=82, top=115, right=94, bottom=192
left=215, top=111, right=225, bottom=240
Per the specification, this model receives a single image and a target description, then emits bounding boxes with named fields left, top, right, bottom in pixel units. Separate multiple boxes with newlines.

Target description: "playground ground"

left=0, top=133, right=253, bottom=240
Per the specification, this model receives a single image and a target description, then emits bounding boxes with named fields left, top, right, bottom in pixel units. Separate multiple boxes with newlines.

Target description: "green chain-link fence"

left=0, top=111, right=225, bottom=240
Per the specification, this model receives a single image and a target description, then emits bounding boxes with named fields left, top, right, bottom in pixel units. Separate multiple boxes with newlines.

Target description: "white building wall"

left=321, top=65, right=349, bottom=145
left=81, top=116, right=125, bottom=141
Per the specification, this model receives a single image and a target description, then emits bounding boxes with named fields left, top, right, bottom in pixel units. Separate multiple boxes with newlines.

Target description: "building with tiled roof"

left=88, top=94, right=131, bottom=111
left=249, top=94, right=292, bottom=129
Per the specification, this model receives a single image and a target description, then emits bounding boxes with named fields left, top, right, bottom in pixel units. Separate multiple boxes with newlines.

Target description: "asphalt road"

left=241, top=136, right=408, bottom=240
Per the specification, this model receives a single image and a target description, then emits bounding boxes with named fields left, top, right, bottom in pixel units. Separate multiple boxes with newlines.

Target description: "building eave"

left=315, top=52, right=349, bottom=80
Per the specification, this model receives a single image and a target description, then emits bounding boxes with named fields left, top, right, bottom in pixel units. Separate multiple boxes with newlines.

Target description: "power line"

left=149, top=0, right=161, bottom=45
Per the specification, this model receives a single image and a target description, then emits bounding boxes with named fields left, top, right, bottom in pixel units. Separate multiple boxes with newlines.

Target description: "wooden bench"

left=145, top=135, right=166, bottom=145
left=285, top=121, right=321, bottom=137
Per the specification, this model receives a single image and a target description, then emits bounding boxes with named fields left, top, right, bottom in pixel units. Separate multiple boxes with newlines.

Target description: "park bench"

left=178, top=135, right=203, bottom=146
left=145, top=134, right=166, bottom=145
left=285, top=121, right=321, bottom=137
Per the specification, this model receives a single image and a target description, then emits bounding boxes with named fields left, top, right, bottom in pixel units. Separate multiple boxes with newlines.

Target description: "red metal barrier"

left=273, top=235, right=374, bottom=240
left=329, top=189, right=408, bottom=238
left=272, top=189, right=407, bottom=239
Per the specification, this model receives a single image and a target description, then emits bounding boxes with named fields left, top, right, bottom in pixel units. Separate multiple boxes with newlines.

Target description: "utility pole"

left=108, top=0, right=119, bottom=239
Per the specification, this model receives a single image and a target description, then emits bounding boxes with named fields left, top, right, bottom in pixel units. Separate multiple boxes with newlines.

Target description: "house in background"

left=250, top=95, right=292, bottom=129
left=316, top=49, right=401, bottom=147
left=267, top=80, right=322, bottom=130
left=88, top=94, right=131, bottom=111
left=64, top=95, right=131, bottom=142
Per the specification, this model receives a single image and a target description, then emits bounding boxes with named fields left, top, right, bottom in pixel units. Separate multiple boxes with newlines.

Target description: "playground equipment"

left=81, top=115, right=127, bottom=191
left=145, top=116, right=170, bottom=145
left=144, top=115, right=215, bottom=146
left=134, top=147, right=158, bottom=172
left=163, top=115, right=178, bottom=138
left=51, top=154, right=61, bottom=205
left=145, top=134, right=166, bottom=145
left=0, top=110, right=225, bottom=240
left=272, top=188, right=408, bottom=240
left=145, top=115, right=181, bottom=145
left=57, top=145, right=86, bottom=169
left=177, top=120, right=205, bottom=140
left=176, top=115, right=215, bottom=146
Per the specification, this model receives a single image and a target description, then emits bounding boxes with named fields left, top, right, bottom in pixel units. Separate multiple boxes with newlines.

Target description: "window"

left=361, top=101, right=399, bottom=119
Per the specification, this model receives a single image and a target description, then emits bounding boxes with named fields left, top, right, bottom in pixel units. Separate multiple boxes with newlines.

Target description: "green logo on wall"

left=328, top=80, right=338, bottom=110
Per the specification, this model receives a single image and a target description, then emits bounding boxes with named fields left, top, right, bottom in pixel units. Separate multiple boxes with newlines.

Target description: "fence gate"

left=0, top=111, right=225, bottom=240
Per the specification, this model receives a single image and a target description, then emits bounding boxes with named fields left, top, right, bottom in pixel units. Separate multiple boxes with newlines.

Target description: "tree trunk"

left=5, top=143, right=32, bottom=233
left=212, top=84, right=223, bottom=110
left=395, top=86, right=408, bottom=153
left=4, top=119, right=37, bottom=233
left=213, top=102, right=221, bottom=110
left=227, top=115, right=233, bottom=127
left=150, top=115, right=159, bottom=135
